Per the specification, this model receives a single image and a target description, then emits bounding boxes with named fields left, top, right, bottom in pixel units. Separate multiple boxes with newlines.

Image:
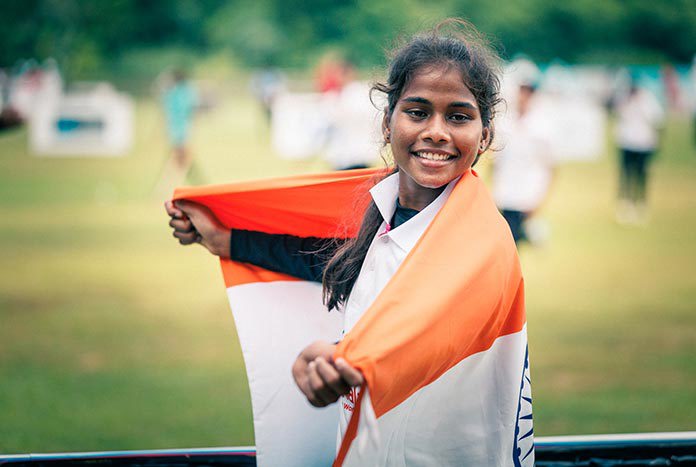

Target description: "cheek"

left=458, top=129, right=485, bottom=152
left=389, top=129, right=415, bottom=156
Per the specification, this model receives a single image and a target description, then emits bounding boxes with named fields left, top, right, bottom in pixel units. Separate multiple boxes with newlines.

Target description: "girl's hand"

left=164, top=199, right=231, bottom=258
left=292, top=341, right=364, bottom=407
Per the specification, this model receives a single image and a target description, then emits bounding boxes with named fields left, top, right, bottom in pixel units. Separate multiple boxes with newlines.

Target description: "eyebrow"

left=402, top=96, right=478, bottom=110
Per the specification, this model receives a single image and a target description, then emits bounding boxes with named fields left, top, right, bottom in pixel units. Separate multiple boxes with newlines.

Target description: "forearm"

left=230, top=229, right=343, bottom=283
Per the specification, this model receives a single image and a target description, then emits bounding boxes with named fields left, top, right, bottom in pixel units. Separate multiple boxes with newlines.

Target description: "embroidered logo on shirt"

left=342, top=387, right=360, bottom=413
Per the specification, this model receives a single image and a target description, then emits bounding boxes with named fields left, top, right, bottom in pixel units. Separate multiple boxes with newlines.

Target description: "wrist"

left=204, top=227, right=230, bottom=258
left=215, top=229, right=231, bottom=258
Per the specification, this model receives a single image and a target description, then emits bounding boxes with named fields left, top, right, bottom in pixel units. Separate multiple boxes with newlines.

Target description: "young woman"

left=167, top=19, right=532, bottom=466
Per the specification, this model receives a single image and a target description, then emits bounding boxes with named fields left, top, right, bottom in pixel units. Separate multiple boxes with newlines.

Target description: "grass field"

left=1, top=87, right=694, bottom=454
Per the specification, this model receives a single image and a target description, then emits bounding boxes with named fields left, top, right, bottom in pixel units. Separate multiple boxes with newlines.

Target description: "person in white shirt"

left=493, top=83, right=555, bottom=243
left=323, top=75, right=381, bottom=171
left=614, top=80, right=664, bottom=224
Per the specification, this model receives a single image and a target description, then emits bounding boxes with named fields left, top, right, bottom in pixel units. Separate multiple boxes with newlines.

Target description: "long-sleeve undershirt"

left=229, top=200, right=420, bottom=283
left=230, top=230, right=341, bottom=283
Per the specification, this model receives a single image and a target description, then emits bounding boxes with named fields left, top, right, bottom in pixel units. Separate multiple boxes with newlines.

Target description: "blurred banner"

left=30, top=82, right=133, bottom=157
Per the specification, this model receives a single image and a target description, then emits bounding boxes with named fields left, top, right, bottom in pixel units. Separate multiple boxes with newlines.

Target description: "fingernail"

left=335, top=358, right=346, bottom=366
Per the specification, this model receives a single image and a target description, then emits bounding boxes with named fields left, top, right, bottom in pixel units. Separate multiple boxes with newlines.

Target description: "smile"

left=412, top=151, right=457, bottom=161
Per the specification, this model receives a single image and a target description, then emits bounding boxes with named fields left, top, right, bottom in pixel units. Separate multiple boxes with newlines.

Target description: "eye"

left=449, top=113, right=472, bottom=123
left=405, top=108, right=428, bottom=119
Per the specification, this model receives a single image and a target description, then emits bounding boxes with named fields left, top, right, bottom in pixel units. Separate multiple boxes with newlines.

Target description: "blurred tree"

left=1, top=0, right=694, bottom=77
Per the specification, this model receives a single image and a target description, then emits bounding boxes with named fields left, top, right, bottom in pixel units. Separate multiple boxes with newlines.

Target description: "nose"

left=421, top=115, right=450, bottom=143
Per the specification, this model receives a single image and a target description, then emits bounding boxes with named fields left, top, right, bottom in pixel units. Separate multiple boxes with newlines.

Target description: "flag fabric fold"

left=173, top=168, right=533, bottom=467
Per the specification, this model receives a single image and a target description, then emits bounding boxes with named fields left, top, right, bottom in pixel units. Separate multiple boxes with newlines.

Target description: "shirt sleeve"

left=230, top=229, right=343, bottom=283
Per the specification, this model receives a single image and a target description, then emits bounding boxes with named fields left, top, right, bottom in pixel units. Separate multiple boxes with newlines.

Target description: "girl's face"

left=385, top=65, right=489, bottom=210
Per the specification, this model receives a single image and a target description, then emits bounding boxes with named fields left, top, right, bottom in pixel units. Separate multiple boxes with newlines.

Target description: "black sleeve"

left=230, top=229, right=343, bottom=283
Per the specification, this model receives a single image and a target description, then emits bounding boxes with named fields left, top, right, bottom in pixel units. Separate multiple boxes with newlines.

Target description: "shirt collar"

left=369, top=172, right=461, bottom=252
left=369, top=172, right=400, bottom=223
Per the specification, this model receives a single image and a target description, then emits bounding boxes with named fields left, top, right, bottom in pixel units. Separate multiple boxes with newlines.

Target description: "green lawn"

left=0, top=88, right=694, bottom=453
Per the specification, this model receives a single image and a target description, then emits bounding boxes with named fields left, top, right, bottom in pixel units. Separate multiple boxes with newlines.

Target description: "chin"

left=412, top=174, right=457, bottom=190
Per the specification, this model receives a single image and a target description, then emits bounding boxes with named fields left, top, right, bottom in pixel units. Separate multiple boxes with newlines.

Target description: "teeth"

left=417, top=152, right=452, bottom=161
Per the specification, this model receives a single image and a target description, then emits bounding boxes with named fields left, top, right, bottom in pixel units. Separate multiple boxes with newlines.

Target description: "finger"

left=176, top=202, right=214, bottom=232
left=315, top=357, right=350, bottom=396
left=297, top=376, right=323, bottom=408
left=334, top=358, right=364, bottom=387
left=169, top=217, right=194, bottom=232
left=307, top=361, right=338, bottom=406
left=300, top=362, right=325, bottom=407
left=174, top=200, right=201, bottom=218
left=306, top=361, right=329, bottom=405
left=165, top=200, right=185, bottom=219
left=173, top=230, right=199, bottom=245
left=292, top=359, right=314, bottom=401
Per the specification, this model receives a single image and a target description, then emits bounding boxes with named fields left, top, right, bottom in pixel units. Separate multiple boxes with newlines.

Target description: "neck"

left=397, top=173, right=447, bottom=211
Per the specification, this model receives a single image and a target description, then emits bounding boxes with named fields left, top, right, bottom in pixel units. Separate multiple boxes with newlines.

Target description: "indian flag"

left=173, top=168, right=533, bottom=467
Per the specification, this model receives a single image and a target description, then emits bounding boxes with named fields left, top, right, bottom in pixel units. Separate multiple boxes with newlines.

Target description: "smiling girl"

left=167, top=19, right=532, bottom=466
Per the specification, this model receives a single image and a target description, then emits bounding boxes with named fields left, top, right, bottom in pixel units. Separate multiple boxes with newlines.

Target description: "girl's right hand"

left=292, top=341, right=364, bottom=407
left=165, top=200, right=231, bottom=258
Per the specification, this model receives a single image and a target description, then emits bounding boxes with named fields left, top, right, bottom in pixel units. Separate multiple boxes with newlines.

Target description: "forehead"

left=400, top=65, right=476, bottom=103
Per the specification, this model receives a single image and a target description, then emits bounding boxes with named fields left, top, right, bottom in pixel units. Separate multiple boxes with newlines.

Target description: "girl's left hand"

left=292, top=341, right=364, bottom=407
left=165, top=199, right=230, bottom=258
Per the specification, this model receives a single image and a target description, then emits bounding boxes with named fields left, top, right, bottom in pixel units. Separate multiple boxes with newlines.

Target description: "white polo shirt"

left=493, top=105, right=555, bottom=213
left=615, top=89, right=664, bottom=152
left=338, top=171, right=459, bottom=437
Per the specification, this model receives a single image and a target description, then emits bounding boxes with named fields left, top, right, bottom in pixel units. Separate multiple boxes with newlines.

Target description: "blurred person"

left=8, top=60, right=43, bottom=120
left=2, top=59, right=62, bottom=131
left=163, top=69, right=198, bottom=170
left=154, top=69, right=201, bottom=195
left=166, top=19, right=533, bottom=466
left=250, top=66, right=286, bottom=123
left=493, top=82, right=556, bottom=244
left=323, top=60, right=379, bottom=170
left=614, top=79, right=664, bottom=224
left=661, top=64, right=682, bottom=112
left=0, top=68, right=22, bottom=130
left=8, top=60, right=62, bottom=119
left=314, top=52, right=349, bottom=95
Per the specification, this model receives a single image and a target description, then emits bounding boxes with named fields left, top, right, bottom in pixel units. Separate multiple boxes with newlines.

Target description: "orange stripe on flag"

left=220, top=260, right=301, bottom=288
left=173, top=168, right=383, bottom=238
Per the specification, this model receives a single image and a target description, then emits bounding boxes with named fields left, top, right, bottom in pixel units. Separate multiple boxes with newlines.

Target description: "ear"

left=382, top=109, right=391, bottom=143
left=478, top=127, right=491, bottom=154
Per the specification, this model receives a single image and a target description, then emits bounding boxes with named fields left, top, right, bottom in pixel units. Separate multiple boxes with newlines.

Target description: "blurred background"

left=1, top=0, right=695, bottom=454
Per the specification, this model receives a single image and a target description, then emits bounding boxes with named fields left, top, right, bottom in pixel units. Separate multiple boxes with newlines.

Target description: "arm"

left=231, top=229, right=336, bottom=283
left=165, top=200, right=343, bottom=282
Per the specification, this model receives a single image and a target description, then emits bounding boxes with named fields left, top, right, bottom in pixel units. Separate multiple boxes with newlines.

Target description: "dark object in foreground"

left=1, top=433, right=695, bottom=466
left=536, top=432, right=696, bottom=466
left=0, top=447, right=255, bottom=467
